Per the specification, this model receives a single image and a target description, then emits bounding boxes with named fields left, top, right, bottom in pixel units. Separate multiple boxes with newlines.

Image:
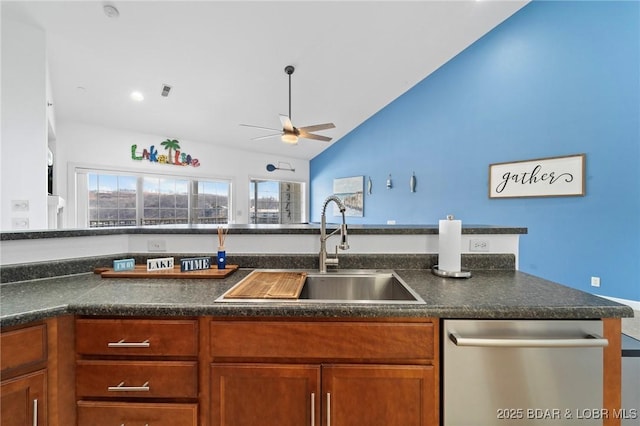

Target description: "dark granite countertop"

left=1, top=224, right=527, bottom=240
left=1, top=268, right=632, bottom=328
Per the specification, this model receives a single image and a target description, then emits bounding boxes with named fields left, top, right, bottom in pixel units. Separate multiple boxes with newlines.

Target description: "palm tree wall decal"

left=161, top=139, right=181, bottom=164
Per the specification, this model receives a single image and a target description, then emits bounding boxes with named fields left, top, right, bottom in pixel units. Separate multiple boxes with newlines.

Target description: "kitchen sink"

left=216, top=269, right=425, bottom=304
left=299, top=271, right=423, bottom=303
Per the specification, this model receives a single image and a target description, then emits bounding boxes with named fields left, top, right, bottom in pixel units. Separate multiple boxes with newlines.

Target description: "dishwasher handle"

left=449, top=332, right=609, bottom=348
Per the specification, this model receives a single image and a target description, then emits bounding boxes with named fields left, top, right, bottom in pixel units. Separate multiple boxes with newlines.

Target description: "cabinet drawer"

left=211, top=320, right=435, bottom=362
left=76, top=318, right=198, bottom=357
left=77, top=401, right=198, bottom=426
left=0, top=323, right=47, bottom=376
left=76, top=360, right=198, bottom=399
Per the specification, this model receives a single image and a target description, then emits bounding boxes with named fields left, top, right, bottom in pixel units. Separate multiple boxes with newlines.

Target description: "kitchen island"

left=0, top=267, right=632, bottom=327
left=0, top=225, right=633, bottom=426
left=0, top=267, right=633, bottom=426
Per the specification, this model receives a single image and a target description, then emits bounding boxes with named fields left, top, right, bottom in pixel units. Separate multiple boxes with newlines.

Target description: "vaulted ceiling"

left=3, top=1, right=529, bottom=160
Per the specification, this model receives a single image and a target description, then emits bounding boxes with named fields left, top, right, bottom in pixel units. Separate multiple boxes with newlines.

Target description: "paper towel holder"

left=431, top=265, right=472, bottom=278
left=433, top=213, right=472, bottom=278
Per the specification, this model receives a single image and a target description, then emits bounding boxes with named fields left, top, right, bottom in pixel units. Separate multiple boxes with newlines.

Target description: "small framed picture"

left=333, top=176, right=364, bottom=216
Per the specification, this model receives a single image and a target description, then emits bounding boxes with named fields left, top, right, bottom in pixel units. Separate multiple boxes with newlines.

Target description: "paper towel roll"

left=438, top=216, right=462, bottom=273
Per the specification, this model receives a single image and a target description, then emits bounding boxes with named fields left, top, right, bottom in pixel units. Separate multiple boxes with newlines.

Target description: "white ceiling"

left=3, top=0, right=528, bottom=160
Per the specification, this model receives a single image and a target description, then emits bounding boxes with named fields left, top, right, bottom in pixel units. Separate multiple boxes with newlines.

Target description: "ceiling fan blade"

left=240, top=123, right=283, bottom=132
left=298, top=123, right=335, bottom=133
left=299, top=131, right=332, bottom=142
left=279, top=114, right=294, bottom=132
left=251, top=133, right=283, bottom=141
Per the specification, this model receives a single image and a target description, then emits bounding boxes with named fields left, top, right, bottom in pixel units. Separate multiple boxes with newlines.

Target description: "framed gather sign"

left=489, top=154, right=585, bottom=198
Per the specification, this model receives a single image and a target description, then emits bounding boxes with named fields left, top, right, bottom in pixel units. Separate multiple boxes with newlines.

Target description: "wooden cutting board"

left=223, top=271, right=307, bottom=299
left=96, top=264, right=238, bottom=279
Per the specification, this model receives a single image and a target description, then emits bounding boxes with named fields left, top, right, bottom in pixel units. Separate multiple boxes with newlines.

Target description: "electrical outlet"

left=147, top=239, right=167, bottom=252
left=469, top=239, right=490, bottom=252
left=591, top=276, right=601, bottom=287
left=387, top=220, right=396, bottom=225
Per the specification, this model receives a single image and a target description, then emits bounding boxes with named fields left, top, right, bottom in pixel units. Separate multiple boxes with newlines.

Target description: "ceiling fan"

left=240, top=65, right=335, bottom=145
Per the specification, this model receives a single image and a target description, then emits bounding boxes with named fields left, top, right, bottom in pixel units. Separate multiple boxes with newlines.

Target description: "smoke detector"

left=103, top=4, right=120, bottom=18
left=161, top=84, right=172, bottom=97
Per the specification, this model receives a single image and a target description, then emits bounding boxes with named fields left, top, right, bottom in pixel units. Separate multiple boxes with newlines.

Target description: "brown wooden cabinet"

left=209, top=318, right=439, bottom=426
left=1, top=370, right=47, bottom=426
left=211, top=364, right=320, bottom=426
left=75, top=317, right=199, bottom=426
left=1, top=322, right=49, bottom=426
left=322, top=364, right=437, bottom=426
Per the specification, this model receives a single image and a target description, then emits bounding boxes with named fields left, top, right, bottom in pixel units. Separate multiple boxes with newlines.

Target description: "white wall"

left=0, top=232, right=520, bottom=266
left=56, top=122, right=309, bottom=227
left=1, top=19, right=48, bottom=230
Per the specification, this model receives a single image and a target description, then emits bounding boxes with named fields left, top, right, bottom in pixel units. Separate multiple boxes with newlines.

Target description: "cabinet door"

left=1, top=370, right=47, bottom=426
left=322, top=365, right=437, bottom=426
left=211, top=364, right=320, bottom=426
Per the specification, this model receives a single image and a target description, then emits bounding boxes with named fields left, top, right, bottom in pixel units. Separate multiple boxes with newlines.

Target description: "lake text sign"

left=147, top=257, right=175, bottom=271
left=489, top=154, right=585, bottom=198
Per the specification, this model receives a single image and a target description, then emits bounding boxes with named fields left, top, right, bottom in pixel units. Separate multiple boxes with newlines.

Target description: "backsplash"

left=0, top=253, right=515, bottom=284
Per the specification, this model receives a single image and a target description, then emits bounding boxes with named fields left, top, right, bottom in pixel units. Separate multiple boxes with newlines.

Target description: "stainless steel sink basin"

left=216, top=269, right=425, bottom=304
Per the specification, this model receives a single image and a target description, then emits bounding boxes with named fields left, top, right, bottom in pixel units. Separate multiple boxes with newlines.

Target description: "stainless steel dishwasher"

left=443, top=320, right=609, bottom=426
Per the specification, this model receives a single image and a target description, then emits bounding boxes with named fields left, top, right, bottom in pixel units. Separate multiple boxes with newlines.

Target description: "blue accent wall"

left=310, top=1, right=640, bottom=301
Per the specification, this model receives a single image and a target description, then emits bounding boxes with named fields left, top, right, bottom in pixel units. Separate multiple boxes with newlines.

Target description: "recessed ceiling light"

left=130, top=91, right=144, bottom=102
left=103, top=4, right=120, bottom=19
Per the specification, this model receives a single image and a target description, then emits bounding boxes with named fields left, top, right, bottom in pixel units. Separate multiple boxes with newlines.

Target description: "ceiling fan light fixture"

left=241, top=64, right=334, bottom=144
left=281, top=133, right=298, bottom=144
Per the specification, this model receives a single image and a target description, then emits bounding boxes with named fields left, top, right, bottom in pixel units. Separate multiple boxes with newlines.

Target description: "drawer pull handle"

left=32, top=399, right=38, bottom=426
left=108, top=381, right=150, bottom=392
left=311, top=392, right=315, bottom=426
left=108, top=339, right=150, bottom=348
left=326, top=392, right=331, bottom=426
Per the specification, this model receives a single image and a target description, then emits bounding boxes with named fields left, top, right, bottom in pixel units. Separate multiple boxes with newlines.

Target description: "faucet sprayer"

left=319, top=195, right=350, bottom=272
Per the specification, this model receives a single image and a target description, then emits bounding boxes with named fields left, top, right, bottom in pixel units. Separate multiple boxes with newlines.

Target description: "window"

left=83, top=171, right=230, bottom=227
left=88, top=173, right=137, bottom=227
left=250, top=179, right=303, bottom=224
left=142, top=177, right=189, bottom=225
left=193, top=180, right=229, bottom=224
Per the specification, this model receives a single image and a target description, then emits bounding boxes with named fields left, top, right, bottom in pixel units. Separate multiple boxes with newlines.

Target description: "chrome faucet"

left=319, top=195, right=350, bottom=272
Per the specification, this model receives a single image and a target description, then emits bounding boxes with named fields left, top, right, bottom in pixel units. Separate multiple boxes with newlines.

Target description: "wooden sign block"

left=180, top=256, right=212, bottom=272
left=113, top=258, right=135, bottom=272
left=147, top=257, right=175, bottom=271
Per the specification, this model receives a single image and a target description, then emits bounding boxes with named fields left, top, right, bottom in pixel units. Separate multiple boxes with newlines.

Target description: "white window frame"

left=249, top=178, right=306, bottom=224
left=74, top=166, right=232, bottom=228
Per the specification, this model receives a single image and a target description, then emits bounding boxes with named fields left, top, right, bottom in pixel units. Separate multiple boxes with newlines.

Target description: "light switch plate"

left=11, top=200, right=29, bottom=212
